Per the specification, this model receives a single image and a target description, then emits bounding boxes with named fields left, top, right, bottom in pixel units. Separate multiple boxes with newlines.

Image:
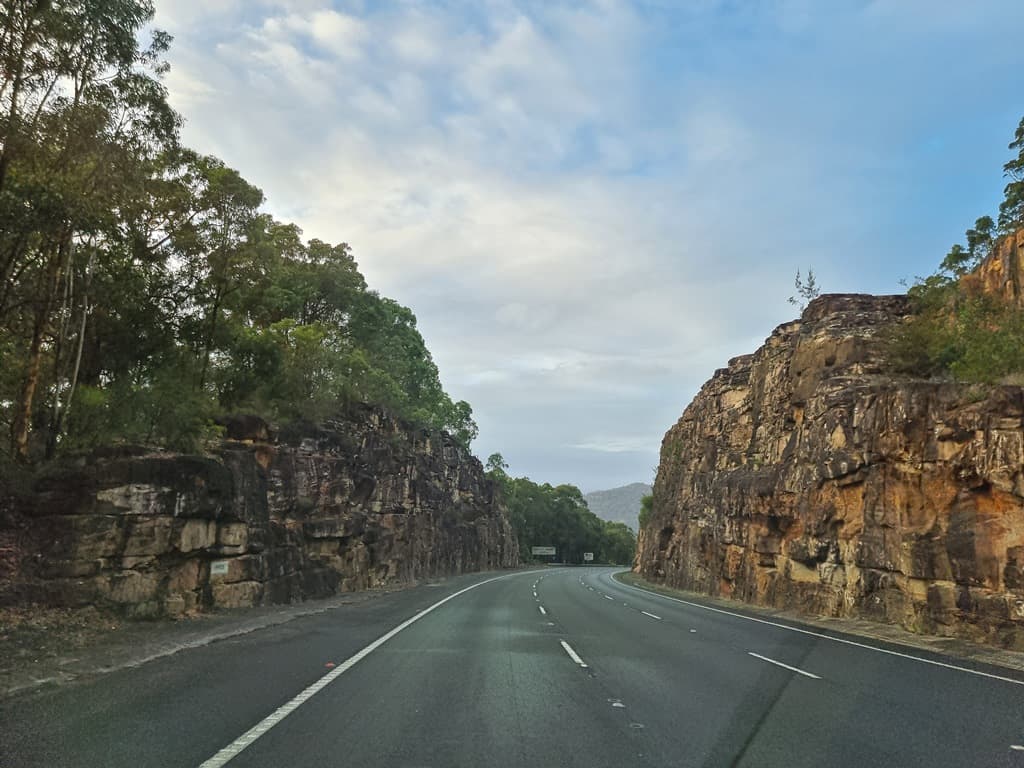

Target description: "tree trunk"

left=10, top=234, right=65, bottom=462
left=198, top=285, right=223, bottom=390
left=45, top=241, right=77, bottom=458
left=48, top=250, right=90, bottom=457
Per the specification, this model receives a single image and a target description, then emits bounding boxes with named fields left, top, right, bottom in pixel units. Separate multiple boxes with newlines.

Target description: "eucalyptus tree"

left=0, top=2, right=481, bottom=461
left=0, top=0, right=178, bottom=460
left=1000, top=116, right=1024, bottom=233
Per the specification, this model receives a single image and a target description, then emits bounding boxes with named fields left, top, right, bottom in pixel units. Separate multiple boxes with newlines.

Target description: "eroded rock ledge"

left=1, top=405, right=518, bottom=617
left=637, top=293, right=1024, bottom=649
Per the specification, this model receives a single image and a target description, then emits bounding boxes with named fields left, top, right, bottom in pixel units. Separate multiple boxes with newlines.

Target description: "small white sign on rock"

left=210, top=560, right=230, bottom=576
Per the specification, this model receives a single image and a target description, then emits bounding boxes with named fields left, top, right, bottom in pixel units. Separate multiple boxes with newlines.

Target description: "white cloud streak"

left=152, top=0, right=1024, bottom=490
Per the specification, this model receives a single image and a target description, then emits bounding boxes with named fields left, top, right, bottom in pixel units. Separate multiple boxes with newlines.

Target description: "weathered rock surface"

left=637, top=294, right=1024, bottom=649
left=1, top=405, right=518, bottom=617
left=975, top=227, right=1024, bottom=307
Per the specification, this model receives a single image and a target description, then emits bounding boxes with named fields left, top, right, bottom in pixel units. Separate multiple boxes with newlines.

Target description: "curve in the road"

left=198, top=569, right=547, bottom=768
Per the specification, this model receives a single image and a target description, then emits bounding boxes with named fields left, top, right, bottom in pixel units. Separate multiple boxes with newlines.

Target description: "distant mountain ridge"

left=584, top=482, right=651, bottom=532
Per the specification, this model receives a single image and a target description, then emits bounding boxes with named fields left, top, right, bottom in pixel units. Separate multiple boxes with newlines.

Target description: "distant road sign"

left=583, top=552, right=594, bottom=562
left=531, top=546, right=556, bottom=556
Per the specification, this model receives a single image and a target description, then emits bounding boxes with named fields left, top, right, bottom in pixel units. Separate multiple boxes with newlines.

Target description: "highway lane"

left=564, top=569, right=1024, bottom=766
left=2, top=566, right=1023, bottom=767
left=0, top=570, right=538, bottom=768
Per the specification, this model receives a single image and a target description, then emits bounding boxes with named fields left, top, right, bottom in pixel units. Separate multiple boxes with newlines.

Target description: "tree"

left=889, top=116, right=1024, bottom=384
left=638, top=493, right=653, bottom=529
left=940, top=243, right=972, bottom=277
left=171, top=156, right=264, bottom=389
left=966, top=216, right=995, bottom=259
left=999, top=116, right=1024, bottom=233
left=485, top=452, right=508, bottom=475
left=493, top=473, right=636, bottom=565
left=788, top=268, right=820, bottom=312
left=442, top=399, right=477, bottom=451
left=1, top=0, right=178, bottom=460
left=599, top=521, right=636, bottom=564
left=942, top=217, right=996, bottom=277
left=0, top=3, right=481, bottom=462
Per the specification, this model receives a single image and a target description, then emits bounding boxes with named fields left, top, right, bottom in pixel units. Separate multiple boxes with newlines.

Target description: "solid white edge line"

left=197, top=569, right=545, bottom=767
left=748, top=651, right=821, bottom=679
left=641, top=611, right=662, bottom=621
left=539, top=605, right=547, bottom=615
left=612, top=573, right=1024, bottom=687
left=560, top=640, right=588, bottom=668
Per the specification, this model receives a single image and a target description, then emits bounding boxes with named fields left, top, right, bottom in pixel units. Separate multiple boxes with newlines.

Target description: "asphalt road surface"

left=3, top=566, right=1024, bottom=767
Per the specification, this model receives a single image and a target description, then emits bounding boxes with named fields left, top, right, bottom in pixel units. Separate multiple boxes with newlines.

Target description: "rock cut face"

left=637, top=294, right=1024, bottom=649
left=975, top=227, right=1024, bottom=307
left=2, top=405, right=519, bottom=617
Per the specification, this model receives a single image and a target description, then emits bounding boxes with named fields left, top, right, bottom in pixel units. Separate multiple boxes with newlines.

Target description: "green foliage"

left=485, top=452, right=509, bottom=476
left=946, top=298, right=1024, bottom=383
left=999, top=116, right=1024, bottom=233
left=600, top=521, right=637, bottom=565
left=788, top=268, right=821, bottom=312
left=638, top=494, right=653, bottom=530
left=889, top=118, right=1024, bottom=383
left=63, top=356, right=221, bottom=453
left=886, top=275, right=961, bottom=377
left=0, top=2, right=477, bottom=459
left=891, top=256, right=1024, bottom=384
left=486, top=470, right=638, bottom=564
left=937, top=216, right=996, bottom=278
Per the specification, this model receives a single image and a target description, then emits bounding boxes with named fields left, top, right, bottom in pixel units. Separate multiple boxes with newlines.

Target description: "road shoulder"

left=614, top=570, right=1024, bottom=675
left=0, top=569, right=523, bottom=701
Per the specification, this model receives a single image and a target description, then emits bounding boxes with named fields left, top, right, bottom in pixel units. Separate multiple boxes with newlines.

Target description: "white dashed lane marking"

left=641, top=611, right=662, bottom=621
left=616, top=577, right=1024, bottom=686
left=748, top=652, right=821, bottom=680
left=560, top=640, right=588, bottom=668
left=197, top=570, right=544, bottom=767
left=539, top=605, right=547, bottom=616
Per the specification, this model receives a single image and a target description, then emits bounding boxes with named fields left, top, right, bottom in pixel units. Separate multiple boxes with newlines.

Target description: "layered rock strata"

left=638, top=294, right=1024, bottom=648
left=2, top=405, right=518, bottom=617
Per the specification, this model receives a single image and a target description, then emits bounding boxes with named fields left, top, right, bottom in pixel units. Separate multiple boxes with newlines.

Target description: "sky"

left=153, top=0, right=1024, bottom=492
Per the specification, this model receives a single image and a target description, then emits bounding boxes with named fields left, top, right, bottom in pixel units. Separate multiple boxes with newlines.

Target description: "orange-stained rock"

left=976, top=228, right=1024, bottom=307
left=637, top=293, right=1024, bottom=649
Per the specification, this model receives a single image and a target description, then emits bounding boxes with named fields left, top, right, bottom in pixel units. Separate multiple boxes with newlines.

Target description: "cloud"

left=570, top=436, right=662, bottom=454
left=152, top=0, right=1024, bottom=491
left=261, top=9, right=366, bottom=56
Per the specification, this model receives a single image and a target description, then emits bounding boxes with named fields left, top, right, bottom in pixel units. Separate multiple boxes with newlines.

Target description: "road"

left=2, top=566, right=1024, bottom=767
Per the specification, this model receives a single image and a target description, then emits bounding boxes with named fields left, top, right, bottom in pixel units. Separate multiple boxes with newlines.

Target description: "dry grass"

left=0, top=604, right=125, bottom=667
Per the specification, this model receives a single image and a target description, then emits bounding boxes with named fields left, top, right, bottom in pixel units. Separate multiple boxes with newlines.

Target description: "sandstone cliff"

left=637, top=294, right=1024, bottom=649
left=975, top=226, right=1024, bottom=307
left=0, top=405, right=518, bottom=617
